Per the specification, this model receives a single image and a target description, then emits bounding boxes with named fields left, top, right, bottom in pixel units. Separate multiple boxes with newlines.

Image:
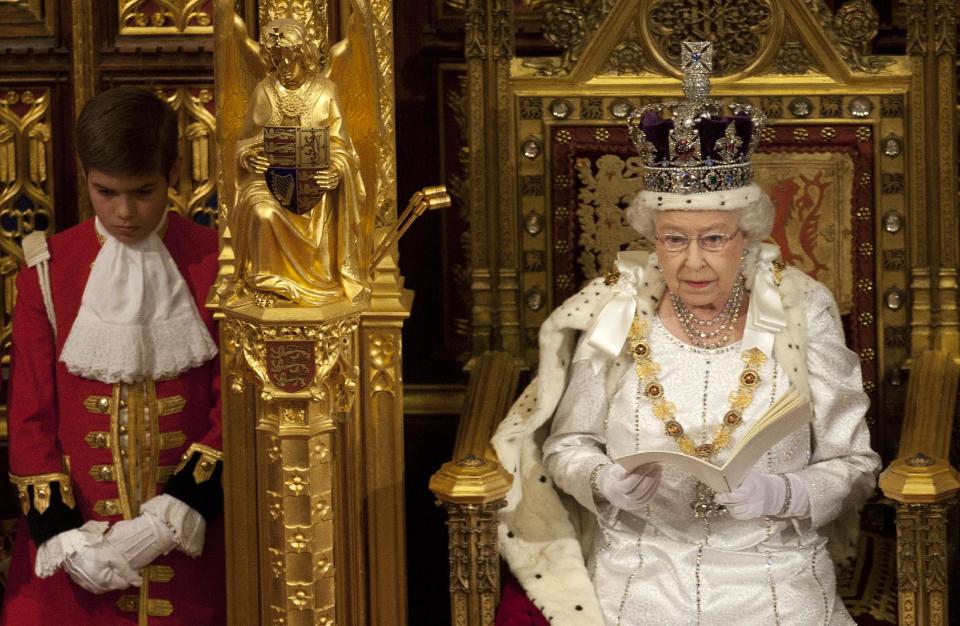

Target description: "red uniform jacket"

left=1, top=214, right=225, bottom=625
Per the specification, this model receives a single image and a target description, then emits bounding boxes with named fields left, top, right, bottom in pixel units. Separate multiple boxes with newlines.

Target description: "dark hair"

left=76, top=86, right=179, bottom=179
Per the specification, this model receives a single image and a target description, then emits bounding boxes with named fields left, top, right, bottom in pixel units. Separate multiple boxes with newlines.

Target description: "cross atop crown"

left=680, top=41, right=714, bottom=103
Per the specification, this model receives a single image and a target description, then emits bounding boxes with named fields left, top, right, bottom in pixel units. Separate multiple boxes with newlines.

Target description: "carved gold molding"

left=222, top=313, right=359, bottom=407
left=431, top=456, right=511, bottom=626
left=644, top=0, right=779, bottom=77
left=119, top=0, right=214, bottom=35
left=880, top=452, right=959, bottom=626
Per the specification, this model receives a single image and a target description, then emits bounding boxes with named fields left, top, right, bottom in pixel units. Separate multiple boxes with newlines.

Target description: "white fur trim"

left=625, top=182, right=775, bottom=242
left=630, top=181, right=765, bottom=212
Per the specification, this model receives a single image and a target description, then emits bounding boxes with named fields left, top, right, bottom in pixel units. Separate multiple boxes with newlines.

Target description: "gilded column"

left=903, top=0, right=933, bottom=355
left=879, top=453, right=960, bottom=626
left=358, top=246, right=412, bottom=626
left=466, top=0, right=495, bottom=353
left=222, top=310, right=361, bottom=625
left=430, top=456, right=511, bottom=626
left=215, top=1, right=405, bottom=623
left=71, top=0, right=96, bottom=220
left=932, top=0, right=958, bottom=353
left=493, top=0, right=520, bottom=356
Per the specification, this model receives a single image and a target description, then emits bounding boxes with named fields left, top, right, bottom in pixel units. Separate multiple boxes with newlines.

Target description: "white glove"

left=105, top=506, right=177, bottom=571
left=714, top=472, right=810, bottom=520
left=140, top=494, right=207, bottom=558
left=595, top=463, right=662, bottom=511
left=62, top=537, right=142, bottom=594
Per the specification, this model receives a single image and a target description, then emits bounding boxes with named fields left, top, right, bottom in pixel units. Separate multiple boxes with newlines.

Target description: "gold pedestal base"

left=222, top=304, right=361, bottom=625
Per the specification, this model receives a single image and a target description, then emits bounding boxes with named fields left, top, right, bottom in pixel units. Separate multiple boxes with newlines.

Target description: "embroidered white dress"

left=542, top=283, right=879, bottom=626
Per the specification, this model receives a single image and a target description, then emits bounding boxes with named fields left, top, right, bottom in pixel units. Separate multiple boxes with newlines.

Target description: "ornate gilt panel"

left=0, top=88, right=55, bottom=241
left=0, top=87, right=54, bottom=401
left=154, top=85, right=218, bottom=227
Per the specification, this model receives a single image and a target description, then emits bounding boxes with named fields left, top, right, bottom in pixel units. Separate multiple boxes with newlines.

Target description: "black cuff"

left=25, top=483, right=83, bottom=546
left=163, top=452, right=224, bottom=522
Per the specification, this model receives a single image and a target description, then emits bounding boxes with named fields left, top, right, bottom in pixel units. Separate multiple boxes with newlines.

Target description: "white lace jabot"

left=59, top=217, right=217, bottom=383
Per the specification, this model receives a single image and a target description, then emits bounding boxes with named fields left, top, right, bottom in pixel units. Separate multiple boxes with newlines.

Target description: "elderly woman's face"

left=269, top=44, right=307, bottom=89
left=654, top=210, right=747, bottom=309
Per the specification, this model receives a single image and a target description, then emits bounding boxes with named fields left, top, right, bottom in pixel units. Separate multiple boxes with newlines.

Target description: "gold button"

left=119, top=425, right=128, bottom=435
left=97, top=398, right=110, bottom=411
left=95, top=433, right=107, bottom=446
left=119, top=400, right=127, bottom=409
left=99, top=467, right=112, bottom=480
left=120, top=449, right=127, bottom=458
left=200, top=461, right=211, bottom=470
left=107, top=501, right=118, bottom=514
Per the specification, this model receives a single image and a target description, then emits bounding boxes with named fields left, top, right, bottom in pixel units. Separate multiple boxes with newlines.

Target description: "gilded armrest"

left=429, top=351, right=522, bottom=626
left=877, top=349, right=960, bottom=626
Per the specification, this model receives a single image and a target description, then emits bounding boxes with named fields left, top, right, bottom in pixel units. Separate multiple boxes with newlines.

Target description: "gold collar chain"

left=627, top=317, right=767, bottom=459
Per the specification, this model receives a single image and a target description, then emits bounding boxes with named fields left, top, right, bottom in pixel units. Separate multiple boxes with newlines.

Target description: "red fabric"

left=2, top=214, right=224, bottom=625
left=495, top=573, right=550, bottom=626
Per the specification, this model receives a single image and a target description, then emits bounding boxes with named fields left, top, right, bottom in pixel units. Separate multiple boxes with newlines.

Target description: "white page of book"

left=614, top=388, right=813, bottom=492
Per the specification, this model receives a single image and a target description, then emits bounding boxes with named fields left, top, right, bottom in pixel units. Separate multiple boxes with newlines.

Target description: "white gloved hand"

left=595, top=463, right=662, bottom=511
left=104, top=507, right=177, bottom=571
left=62, top=538, right=142, bottom=594
left=714, top=472, right=810, bottom=520
left=140, top=494, right=207, bottom=558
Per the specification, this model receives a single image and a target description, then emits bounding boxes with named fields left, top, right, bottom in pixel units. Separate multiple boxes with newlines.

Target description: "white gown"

left=542, top=283, right=880, bottom=626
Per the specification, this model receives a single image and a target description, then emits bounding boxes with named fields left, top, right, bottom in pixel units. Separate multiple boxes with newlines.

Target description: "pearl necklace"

left=671, top=274, right=745, bottom=349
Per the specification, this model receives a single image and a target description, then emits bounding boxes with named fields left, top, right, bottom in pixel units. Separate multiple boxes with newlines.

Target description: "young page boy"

left=1, top=87, right=225, bottom=624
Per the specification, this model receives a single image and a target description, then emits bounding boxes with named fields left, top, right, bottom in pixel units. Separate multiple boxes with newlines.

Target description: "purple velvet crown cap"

left=640, top=110, right=754, bottom=163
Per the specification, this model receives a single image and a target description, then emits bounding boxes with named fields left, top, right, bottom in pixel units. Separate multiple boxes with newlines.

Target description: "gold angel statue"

left=230, top=17, right=370, bottom=305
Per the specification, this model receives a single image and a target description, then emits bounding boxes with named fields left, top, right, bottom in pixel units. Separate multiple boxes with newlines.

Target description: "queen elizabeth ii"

left=491, top=42, right=879, bottom=625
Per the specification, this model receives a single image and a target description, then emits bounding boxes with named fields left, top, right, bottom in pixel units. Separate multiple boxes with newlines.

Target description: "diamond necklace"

left=671, top=274, right=745, bottom=349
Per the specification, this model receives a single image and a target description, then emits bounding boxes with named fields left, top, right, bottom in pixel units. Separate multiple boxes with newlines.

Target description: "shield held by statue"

left=263, top=125, right=330, bottom=215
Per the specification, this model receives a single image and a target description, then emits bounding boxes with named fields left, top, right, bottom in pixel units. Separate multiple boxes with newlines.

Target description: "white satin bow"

left=577, top=252, right=649, bottom=373
left=742, top=243, right=787, bottom=356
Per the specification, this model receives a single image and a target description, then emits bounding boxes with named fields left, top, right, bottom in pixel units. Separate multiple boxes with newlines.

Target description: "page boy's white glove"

left=35, top=520, right=140, bottom=594
left=104, top=494, right=207, bottom=570
left=36, top=519, right=143, bottom=594
left=714, top=472, right=810, bottom=520
left=104, top=507, right=177, bottom=571
left=594, top=463, right=662, bottom=511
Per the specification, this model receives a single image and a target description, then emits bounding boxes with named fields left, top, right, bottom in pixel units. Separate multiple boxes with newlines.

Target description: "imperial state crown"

left=626, top=41, right=767, bottom=195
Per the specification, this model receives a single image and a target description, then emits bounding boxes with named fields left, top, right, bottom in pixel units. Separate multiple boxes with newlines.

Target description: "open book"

left=614, top=388, right=813, bottom=493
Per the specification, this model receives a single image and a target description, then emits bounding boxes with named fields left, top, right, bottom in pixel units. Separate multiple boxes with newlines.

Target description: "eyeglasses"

left=654, top=230, right=742, bottom=252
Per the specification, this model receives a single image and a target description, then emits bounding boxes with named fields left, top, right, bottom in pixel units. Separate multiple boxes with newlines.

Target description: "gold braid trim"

left=175, top=443, right=223, bottom=484
left=9, top=457, right=76, bottom=515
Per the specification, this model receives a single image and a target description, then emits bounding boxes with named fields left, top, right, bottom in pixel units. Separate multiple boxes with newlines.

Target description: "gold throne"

left=431, top=1, right=960, bottom=625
